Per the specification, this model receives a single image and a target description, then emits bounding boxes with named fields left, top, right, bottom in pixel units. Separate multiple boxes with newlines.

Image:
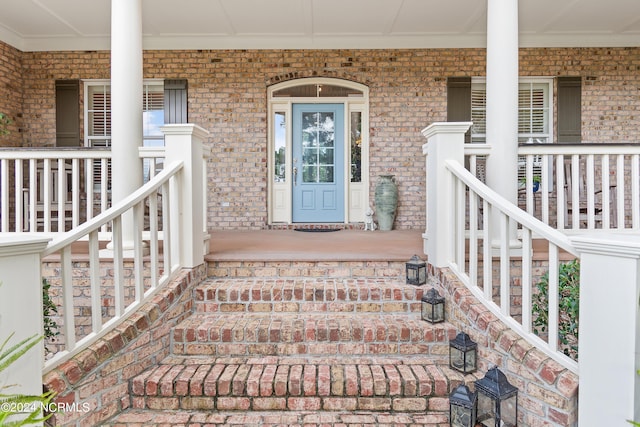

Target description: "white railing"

left=0, top=148, right=112, bottom=233
left=465, top=143, right=640, bottom=232
left=0, top=148, right=177, bottom=233
left=447, top=160, right=579, bottom=372
left=426, top=123, right=640, bottom=425
left=42, top=161, right=184, bottom=371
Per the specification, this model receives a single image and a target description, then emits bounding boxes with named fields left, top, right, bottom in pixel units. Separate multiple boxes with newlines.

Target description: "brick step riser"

left=207, top=261, right=406, bottom=280
left=195, top=301, right=422, bottom=314
left=132, top=395, right=447, bottom=413
left=104, top=409, right=450, bottom=426
left=171, top=319, right=455, bottom=357
left=172, top=342, right=451, bottom=357
left=194, top=279, right=425, bottom=314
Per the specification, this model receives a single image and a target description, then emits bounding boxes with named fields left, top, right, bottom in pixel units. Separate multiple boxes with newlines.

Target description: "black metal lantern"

left=449, top=384, right=477, bottom=427
left=406, top=254, right=427, bottom=285
left=475, top=366, right=518, bottom=427
left=421, top=287, right=445, bottom=323
left=449, top=332, right=478, bottom=374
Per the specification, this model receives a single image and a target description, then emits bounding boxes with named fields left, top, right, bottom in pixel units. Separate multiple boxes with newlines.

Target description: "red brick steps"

left=172, top=313, right=455, bottom=357
left=103, top=409, right=450, bottom=426
left=130, top=356, right=474, bottom=413
left=110, top=276, right=466, bottom=425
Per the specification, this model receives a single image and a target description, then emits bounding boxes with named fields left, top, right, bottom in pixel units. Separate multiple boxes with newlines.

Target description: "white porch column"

left=110, top=0, right=143, bottom=248
left=0, top=236, right=50, bottom=404
left=485, top=0, right=519, bottom=244
left=162, top=124, right=209, bottom=268
left=421, top=122, right=472, bottom=268
left=572, top=235, right=640, bottom=426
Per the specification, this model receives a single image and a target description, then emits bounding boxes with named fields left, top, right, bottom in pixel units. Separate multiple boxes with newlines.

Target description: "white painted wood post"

left=421, top=122, right=472, bottom=268
left=571, top=234, right=640, bottom=426
left=0, top=236, right=50, bottom=400
left=162, top=124, right=209, bottom=268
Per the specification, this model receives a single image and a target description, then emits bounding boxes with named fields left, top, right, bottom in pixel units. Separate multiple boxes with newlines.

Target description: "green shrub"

left=41, top=279, right=59, bottom=349
left=531, top=259, right=580, bottom=360
left=0, top=113, right=11, bottom=136
left=0, top=334, right=55, bottom=426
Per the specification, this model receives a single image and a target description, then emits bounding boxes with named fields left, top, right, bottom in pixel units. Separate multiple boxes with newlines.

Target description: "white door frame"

left=267, top=78, right=369, bottom=225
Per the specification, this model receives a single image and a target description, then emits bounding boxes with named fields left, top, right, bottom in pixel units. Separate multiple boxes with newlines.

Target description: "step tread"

left=131, top=356, right=477, bottom=401
left=105, top=409, right=450, bottom=426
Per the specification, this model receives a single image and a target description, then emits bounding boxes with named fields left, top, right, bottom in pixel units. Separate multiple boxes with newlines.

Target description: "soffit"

left=0, top=0, right=638, bottom=52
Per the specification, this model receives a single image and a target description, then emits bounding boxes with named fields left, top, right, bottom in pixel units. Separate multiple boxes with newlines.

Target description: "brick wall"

left=430, top=265, right=579, bottom=426
left=0, top=41, right=23, bottom=146
left=2, top=44, right=639, bottom=229
left=42, top=265, right=206, bottom=427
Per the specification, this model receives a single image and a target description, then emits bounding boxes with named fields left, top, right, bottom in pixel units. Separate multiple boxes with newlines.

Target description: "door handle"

left=293, top=167, right=298, bottom=186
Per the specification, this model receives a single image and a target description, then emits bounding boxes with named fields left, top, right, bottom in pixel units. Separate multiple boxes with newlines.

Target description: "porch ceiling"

left=0, top=0, right=639, bottom=52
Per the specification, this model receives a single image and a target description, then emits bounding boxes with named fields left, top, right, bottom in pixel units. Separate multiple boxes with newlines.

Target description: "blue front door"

left=292, top=104, right=344, bottom=223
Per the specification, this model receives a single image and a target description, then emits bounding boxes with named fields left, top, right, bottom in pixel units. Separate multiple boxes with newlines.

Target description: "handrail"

left=445, top=159, right=579, bottom=372
left=446, top=160, right=578, bottom=257
left=43, top=161, right=184, bottom=372
left=43, top=161, right=182, bottom=256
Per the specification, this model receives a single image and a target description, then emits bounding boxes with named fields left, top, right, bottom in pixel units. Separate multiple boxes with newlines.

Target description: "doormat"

left=294, top=228, right=341, bottom=232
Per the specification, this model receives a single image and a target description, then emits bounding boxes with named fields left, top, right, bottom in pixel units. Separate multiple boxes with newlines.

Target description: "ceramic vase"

left=374, top=175, right=398, bottom=231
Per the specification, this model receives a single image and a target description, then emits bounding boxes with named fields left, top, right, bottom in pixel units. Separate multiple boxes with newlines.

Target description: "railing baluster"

left=632, top=154, right=639, bottom=229
left=86, top=158, right=94, bottom=222
left=112, top=216, right=124, bottom=317
left=525, top=154, right=534, bottom=214
left=602, top=154, right=611, bottom=229
left=455, top=178, right=465, bottom=270
left=571, top=155, right=580, bottom=229
left=29, top=159, right=37, bottom=232
left=61, top=245, right=76, bottom=351
left=43, top=159, right=52, bottom=232
left=482, top=200, right=492, bottom=300
left=148, top=190, right=159, bottom=291
left=1, top=158, right=8, bottom=232
left=469, top=190, right=478, bottom=288
left=133, top=202, right=144, bottom=304
left=521, top=227, right=532, bottom=333
left=101, top=158, right=108, bottom=233
left=541, top=154, right=550, bottom=225
left=15, top=160, right=24, bottom=232
left=89, top=230, right=102, bottom=333
left=499, top=212, right=510, bottom=315
left=556, top=155, right=565, bottom=230
left=616, top=154, right=625, bottom=228
left=72, top=158, right=80, bottom=228
left=57, top=158, right=66, bottom=232
left=547, top=243, right=559, bottom=353
left=161, top=180, right=172, bottom=283
left=586, top=154, right=595, bottom=229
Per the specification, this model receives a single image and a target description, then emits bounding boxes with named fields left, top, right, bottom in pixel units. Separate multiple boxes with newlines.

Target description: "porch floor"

left=206, top=229, right=424, bottom=262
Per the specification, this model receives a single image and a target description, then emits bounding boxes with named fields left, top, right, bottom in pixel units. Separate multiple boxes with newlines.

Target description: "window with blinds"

left=85, top=80, right=165, bottom=187
left=470, top=79, right=552, bottom=144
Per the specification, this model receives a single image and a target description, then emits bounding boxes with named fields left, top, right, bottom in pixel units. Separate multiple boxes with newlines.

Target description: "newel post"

left=0, top=236, right=51, bottom=398
left=571, top=234, right=640, bottom=426
left=161, top=124, right=209, bottom=269
left=421, top=122, right=472, bottom=268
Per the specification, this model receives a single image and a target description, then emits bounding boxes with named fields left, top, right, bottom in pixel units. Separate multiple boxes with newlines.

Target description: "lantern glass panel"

left=451, top=404, right=475, bottom=427
left=499, top=395, right=517, bottom=427
left=450, top=347, right=476, bottom=373
left=422, top=299, right=444, bottom=323
left=477, top=393, right=496, bottom=426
